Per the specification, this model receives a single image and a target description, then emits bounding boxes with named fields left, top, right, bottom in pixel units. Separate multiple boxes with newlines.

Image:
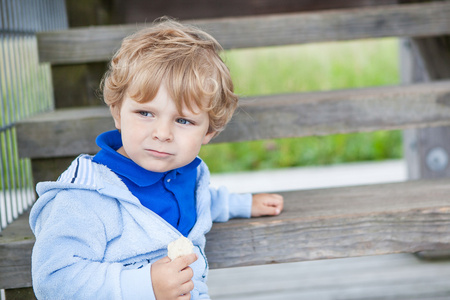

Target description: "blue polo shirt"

left=93, top=130, right=199, bottom=236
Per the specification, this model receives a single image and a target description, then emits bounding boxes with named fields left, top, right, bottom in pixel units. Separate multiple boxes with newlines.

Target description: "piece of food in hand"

left=167, top=236, right=194, bottom=260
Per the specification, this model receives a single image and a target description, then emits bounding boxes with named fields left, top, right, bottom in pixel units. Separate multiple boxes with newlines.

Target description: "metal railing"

left=0, top=0, right=67, bottom=231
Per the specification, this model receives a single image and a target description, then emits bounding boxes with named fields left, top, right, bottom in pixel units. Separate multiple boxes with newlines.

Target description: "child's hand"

left=251, top=193, right=284, bottom=217
left=151, top=253, right=198, bottom=300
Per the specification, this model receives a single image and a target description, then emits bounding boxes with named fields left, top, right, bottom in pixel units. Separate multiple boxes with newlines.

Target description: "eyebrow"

left=129, top=98, right=203, bottom=117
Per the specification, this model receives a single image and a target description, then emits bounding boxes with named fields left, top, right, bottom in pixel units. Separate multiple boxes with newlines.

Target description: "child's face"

left=111, top=85, right=215, bottom=173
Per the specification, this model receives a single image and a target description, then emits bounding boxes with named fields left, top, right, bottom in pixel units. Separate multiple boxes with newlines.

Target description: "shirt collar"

left=93, top=130, right=201, bottom=187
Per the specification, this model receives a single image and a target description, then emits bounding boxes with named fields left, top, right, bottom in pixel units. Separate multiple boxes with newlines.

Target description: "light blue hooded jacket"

left=29, top=154, right=252, bottom=299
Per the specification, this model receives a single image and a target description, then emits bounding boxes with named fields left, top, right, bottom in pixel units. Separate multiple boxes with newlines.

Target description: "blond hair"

left=101, top=18, right=238, bottom=134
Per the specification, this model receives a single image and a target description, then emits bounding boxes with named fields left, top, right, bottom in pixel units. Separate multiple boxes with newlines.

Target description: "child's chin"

left=140, top=162, right=174, bottom=173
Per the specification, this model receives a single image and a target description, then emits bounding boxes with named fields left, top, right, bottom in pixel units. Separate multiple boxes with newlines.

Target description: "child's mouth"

left=146, top=149, right=172, bottom=158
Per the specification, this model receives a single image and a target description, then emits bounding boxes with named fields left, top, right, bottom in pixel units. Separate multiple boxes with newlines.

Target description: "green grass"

left=200, top=38, right=402, bottom=173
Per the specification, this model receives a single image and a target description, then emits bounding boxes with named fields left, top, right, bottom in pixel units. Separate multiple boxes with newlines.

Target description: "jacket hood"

left=31, top=154, right=212, bottom=236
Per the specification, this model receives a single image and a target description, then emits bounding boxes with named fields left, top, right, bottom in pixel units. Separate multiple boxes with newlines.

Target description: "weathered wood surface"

left=401, top=32, right=450, bottom=179
left=0, top=212, right=34, bottom=290
left=216, top=80, right=450, bottom=143
left=400, top=20, right=450, bottom=258
left=208, top=253, right=450, bottom=299
left=205, top=178, right=450, bottom=268
left=119, top=0, right=403, bottom=24
left=37, top=1, right=450, bottom=64
left=3, top=178, right=450, bottom=289
left=16, top=80, right=450, bottom=158
left=17, top=106, right=113, bottom=158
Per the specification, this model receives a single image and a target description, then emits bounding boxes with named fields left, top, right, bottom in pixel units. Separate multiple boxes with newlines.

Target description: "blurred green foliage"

left=200, top=38, right=403, bottom=173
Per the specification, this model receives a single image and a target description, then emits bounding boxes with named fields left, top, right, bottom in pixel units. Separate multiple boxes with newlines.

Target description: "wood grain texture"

left=37, top=1, right=450, bottom=64
left=0, top=212, right=34, bottom=289
left=2, top=178, right=450, bottom=288
left=215, top=80, right=450, bottom=143
left=16, top=106, right=113, bottom=158
left=205, top=178, right=450, bottom=268
left=120, top=0, right=401, bottom=23
left=16, top=80, right=450, bottom=158
left=208, top=253, right=450, bottom=299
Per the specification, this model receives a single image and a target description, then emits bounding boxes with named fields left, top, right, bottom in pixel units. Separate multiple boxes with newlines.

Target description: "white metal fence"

left=0, top=0, right=67, bottom=232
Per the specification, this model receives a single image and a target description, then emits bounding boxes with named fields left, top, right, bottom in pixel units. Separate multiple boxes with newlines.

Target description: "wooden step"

left=206, top=178, right=450, bottom=268
left=208, top=254, right=450, bottom=299
left=0, top=211, right=34, bottom=289
left=16, top=80, right=450, bottom=159
left=37, top=1, right=450, bottom=64
left=2, top=178, right=450, bottom=289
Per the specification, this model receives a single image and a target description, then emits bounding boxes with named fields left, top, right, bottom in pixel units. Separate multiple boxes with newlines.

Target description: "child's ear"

left=202, top=130, right=216, bottom=145
left=110, top=105, right=121, bottom=130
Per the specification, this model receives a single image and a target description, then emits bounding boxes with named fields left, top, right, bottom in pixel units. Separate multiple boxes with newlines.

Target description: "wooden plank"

left=0, top=212, right=34, bottom=289
left=208, top=254, right=450, bottom=299
left=4, top=288, right=37, bottom=300
left=205, top=178, right=450, bottom=268
left=16, top=80, right=450, bottom=159
left=119, top=0, right=400, bottom=23
left=215, top=80, right=450, bottom=143
left=37, top=1, right=450, bottom=64
left=400, top=18, right=450, bottom=259
left=2, top=178, right=450, bottom=288
left=16, top=106, right=113, bottom=158
left=401, top=35, right=450, bottom=179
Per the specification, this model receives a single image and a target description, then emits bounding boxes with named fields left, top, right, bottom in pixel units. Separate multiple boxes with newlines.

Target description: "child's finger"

left=262, top=195, right=283, bottom=212
left=179, top=265, right=194, bottom=283
left=251, top=193, right=284, bottom=217
left=173, top=253, right=198, bottom=270
left=265, top=204, right=282, bottom=215
left=179, top=278, right=195, bottom=296
left=267, top=194, right=284, bottom=205
left=272, top=195, right=284, bottom=210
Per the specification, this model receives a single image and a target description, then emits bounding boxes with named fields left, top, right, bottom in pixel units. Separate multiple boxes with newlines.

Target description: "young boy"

left=29, top=19, right=283, bottom=300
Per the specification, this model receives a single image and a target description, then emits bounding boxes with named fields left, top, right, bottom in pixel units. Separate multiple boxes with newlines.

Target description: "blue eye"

left=139, top=111, right=153, bottom=117
left=177, top=118, right=192, bottom=125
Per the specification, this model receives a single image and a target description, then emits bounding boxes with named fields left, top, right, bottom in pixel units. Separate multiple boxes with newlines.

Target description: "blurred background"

left=57, top=0, right=403, bottom=174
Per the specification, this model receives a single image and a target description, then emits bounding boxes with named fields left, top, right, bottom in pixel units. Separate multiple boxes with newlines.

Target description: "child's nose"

left=152, top=122, right=173, bottom=142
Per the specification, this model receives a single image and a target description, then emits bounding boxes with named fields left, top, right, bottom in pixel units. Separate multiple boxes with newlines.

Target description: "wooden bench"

left=37, top=1, right=450, bottom=64
left=3, top=178, right=450, bottom=286
left=2, top=1, right=450, bottom=297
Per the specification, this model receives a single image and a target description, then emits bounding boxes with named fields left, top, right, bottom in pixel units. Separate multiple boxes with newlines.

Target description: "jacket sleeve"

left=30, top=189, right=156, bottom=300
left=209, top=186, right=252, bottom=223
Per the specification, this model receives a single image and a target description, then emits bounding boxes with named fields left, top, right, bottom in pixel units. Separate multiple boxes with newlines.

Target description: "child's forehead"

left=125, top=61, right=214, bottom=114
